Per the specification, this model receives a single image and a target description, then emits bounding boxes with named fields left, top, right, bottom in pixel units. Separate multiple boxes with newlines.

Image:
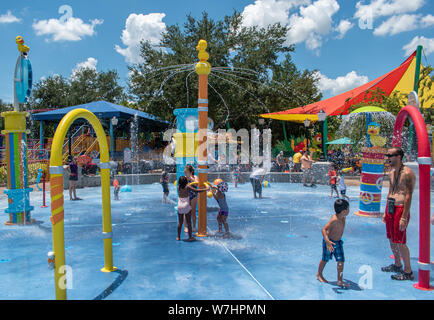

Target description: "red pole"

left=392, top=105, right=432, bottom=291
left=41, top=170, right=48, bottom=208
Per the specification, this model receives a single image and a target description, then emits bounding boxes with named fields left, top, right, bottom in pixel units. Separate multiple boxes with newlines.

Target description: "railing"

left=0, top=158, right=50, bottom=186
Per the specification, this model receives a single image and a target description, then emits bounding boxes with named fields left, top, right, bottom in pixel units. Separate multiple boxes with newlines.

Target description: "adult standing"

left=381, top=147, right=416, bottom=281
left=301, top=151, right=314, bottom=187
left=276, top=151, right=285, bottom=172
left=66, top=156, right=82, bottom=201
left=293, top=150, right=302, bottom=172
left=250, top=167, right=266, bottom=199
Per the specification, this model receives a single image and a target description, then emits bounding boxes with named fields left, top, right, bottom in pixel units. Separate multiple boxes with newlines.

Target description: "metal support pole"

left=39, top=120, right=44, bottom=158
left=110, top=121, right=114, bottom=160
left=41, top=171, right=48, bottom=208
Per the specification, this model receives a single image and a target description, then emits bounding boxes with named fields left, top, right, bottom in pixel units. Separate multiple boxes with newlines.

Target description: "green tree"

left=29, top=69, right=125, bottom=110
left=70, top=68, right=125, bottom=105
left=29, top=75, right=71, bottom=110
left=128, top=11, right=321, bottom=140
left=417, top=65, right=434, bottom=123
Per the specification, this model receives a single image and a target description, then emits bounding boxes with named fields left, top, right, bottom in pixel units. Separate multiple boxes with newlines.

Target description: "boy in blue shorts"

left=210, top=179, right=230, bottom=238
left=316, top=199, right=350, bottom=288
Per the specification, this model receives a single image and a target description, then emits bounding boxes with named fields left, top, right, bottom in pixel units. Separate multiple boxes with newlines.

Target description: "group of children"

left=112, top=162, right=352, bottom=287
left=161, top=165, right=231, bottom=242
left=328, top=164, right=350, bottom=201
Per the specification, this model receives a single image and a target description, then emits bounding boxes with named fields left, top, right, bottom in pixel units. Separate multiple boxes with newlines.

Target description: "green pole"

left=408, top=45, right=423, bottom=158
left=414, top=45, right=423, bottom=93
left=323, top=117, right=328, bottom=161
left=282, top=121, right=288, bottom=141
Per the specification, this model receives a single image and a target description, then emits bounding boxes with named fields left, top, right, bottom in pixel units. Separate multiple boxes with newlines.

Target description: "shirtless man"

left=301, top=150, right=314, bottom=186
left=317, top=199, right=350, bottom=288
left=381, top=147, right=416, bottom=281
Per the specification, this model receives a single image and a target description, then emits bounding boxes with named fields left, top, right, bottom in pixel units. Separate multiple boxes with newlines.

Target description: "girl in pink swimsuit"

left=176, top=176, right=208, bottom=241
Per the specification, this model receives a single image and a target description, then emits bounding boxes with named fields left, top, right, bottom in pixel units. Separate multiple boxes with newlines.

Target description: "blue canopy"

left=325, top=137, right=354, bottom=145
left=31, top=100, right=169, bottom=130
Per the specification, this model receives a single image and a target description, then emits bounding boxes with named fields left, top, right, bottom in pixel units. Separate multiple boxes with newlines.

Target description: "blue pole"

left=39, top=121, right=44, bottom=157
left=366, top=113, right=372, bottom=148
left=110, top=121, right=114, bottom=160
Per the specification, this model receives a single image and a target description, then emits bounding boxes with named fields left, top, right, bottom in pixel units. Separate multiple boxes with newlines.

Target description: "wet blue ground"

left=0, top=181, right=432, bottom=300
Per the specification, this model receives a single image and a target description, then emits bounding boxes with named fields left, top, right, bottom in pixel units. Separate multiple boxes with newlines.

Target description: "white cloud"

left=421, top=14, right=434, bottom=28
left=373, top=14, right=434, bottom=36
left=0, top=10, right=21, bottom=24
left=241, top=0, right=309, bottom=28
left=335, top=19, right=354, bottom=39
left=33, top=16, right=103, bottom=42
left=241, top=0, right=340, bottom=53
left=286, top=0, right=340, bottom=51
left=71, top=57, right=98, bottom=78
left=314, top=70, right=369, bottom=96
left=115, top=13, right=167, bottom=64
left=373, top=14, right=419, bottom=36
left=354, top=0, right=425, bottom=21
left=74, top=57, right=98, bottom=71
left=402, top=36, right=434, bottom=57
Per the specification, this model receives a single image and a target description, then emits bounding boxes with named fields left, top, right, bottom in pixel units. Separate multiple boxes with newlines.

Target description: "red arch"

left=392, top=105, right=432, bottom=290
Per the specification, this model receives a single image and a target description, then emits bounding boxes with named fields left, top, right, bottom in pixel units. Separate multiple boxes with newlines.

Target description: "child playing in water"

left=337, top=171, right=349, bottom=201
left=176, top=176, right=207, bottom=241
left=210, top=179, right=230, bottom=238
left=113, top=176, right=120, bottom=200
left=160, top=168, right=169, bottom=203
left=184, top=165, right=199, bottom=233
left=316, top=199, right=350, bottom=288
left=328, top=164, right=339, bottom=198
left=233, top=166, right=241, bottom=188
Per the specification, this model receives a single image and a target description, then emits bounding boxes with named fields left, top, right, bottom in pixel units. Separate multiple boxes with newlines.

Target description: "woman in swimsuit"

left=177, top=176, right=207, bottom=241
left=184, top=165, right=199, bottom=233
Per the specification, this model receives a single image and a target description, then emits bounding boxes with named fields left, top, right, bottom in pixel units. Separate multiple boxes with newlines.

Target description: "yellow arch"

left=49, top=109, right=116, bottom=300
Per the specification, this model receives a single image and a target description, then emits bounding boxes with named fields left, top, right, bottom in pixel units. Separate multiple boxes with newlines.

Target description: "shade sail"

left=31, top=100, right=169, bottom=130
left=326, top=137, right=354, bottom=145
left=350, top=106, right=388, bottom=113
left=261, top=50, right=432, bottom=123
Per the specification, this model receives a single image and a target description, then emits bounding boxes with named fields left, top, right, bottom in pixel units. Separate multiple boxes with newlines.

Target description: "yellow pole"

left=195, top=40, right=211, bottom=237
left=49, top=108, right=116, bottom=300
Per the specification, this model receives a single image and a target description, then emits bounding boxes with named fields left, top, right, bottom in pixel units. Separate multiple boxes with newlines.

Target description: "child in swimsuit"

left=328, top=164, right=339, bottom=198
left=210, top=179, right=230, bottom=238
left=160, top=169, right=169, bottom=203
left=113, top=177, right=120, bottom=200
left=233, top=166, right=241, bottom=188
left=184, top=165, right=199, bottom=233
left=176, top=176, right=207, bottom=241
left=337, top=172, right=349, bottom=201
left=316, top=199, right=350, bottom=288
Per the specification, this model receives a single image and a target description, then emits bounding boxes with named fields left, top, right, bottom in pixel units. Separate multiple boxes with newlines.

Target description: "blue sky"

left=0, top=0, right=433, bottom=104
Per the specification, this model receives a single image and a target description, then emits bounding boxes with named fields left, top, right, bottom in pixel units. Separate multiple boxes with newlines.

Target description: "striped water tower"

left=2, top=111, right=34, bottom=224
left=2, top=36, right=34, bottom=225
left=173, top=108, right=199, bottom=181
left=355, top=146, right=387, bottom=217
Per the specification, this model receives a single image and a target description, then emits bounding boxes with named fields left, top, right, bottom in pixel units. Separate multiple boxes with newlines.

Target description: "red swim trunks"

left=385, top=204, right=408, bottom=244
